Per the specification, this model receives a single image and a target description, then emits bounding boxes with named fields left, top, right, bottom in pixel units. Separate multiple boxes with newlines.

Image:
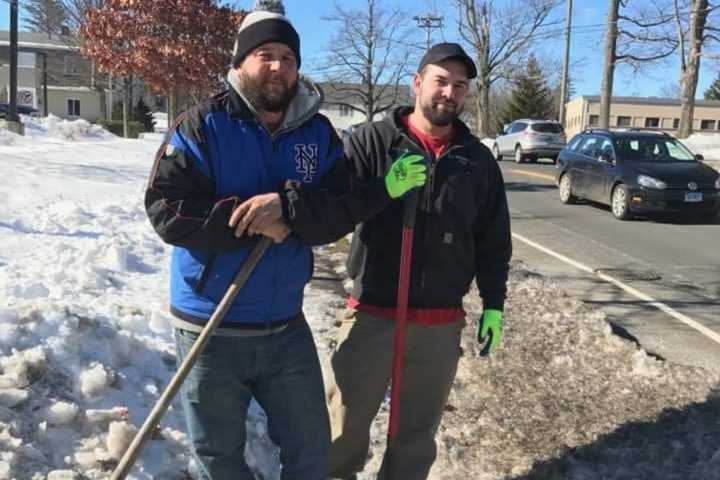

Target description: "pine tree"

left=24, top=0, right=69, bottom=38
left=705, top=72, right=720, bottom=100
left=501, top=55, right=556, bottom=124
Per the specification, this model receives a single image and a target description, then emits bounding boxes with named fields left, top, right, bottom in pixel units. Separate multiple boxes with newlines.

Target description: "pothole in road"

left=594, top=268, right=662, bottom=282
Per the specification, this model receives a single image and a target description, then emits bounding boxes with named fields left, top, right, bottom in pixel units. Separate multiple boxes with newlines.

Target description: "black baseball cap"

left=417, top=43, right=477, bottom=79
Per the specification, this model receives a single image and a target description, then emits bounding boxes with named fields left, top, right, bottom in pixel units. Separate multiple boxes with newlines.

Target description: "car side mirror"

left=694, top=153, right=704, bottom=161
left=598, top=153, right=614, bottom=164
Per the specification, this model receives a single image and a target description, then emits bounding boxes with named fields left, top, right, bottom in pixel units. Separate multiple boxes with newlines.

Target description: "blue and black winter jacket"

left=145, top=76, right=390, bottom=327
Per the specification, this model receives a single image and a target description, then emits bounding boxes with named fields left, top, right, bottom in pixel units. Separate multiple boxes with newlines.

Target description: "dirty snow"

left=0, top=120, right=718, bottom=479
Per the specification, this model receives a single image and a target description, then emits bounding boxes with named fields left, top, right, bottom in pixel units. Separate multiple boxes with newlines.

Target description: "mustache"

left=433, top=99, right=458, bottom=108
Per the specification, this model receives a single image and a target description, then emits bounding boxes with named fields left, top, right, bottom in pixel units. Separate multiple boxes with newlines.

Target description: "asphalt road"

left=500, top=158, right=720, bottom=373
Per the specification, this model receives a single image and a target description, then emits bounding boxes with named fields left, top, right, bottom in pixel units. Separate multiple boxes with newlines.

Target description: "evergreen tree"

left=705, top=72, right=720, bottom=100
left=501, top=55, right=555, bottom=124
left=133, top=98, right=155, bottom=132
left=24, top=0, right=69, bottom=38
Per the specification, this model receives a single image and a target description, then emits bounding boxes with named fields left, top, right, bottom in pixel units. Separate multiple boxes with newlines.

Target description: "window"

left=645, top=117, right=660, bottom=128
left=64, top=55, right=79, bottom=75
left=700, top=120, right=716, bottom=130
left=531, top=122, right=564, bottom=133
left=18, top=51, right=36, bottom=68
left=613, top=137, right=695, bottom=163
left=594, top=138, right=614, bottom=160
left=577, top=136, right=599, bottom=156
left=588, top=115, right=599, bottom=126
left=511, top=122, right=527, bottom=133
left=673, top=118, right=680, bottom=129
left=616, top=116, right=631, bottom=127
left=339, top=104, right=352, bottom=117
left=67, top=99, right=80, bottom=117
left=567, top=135, right=583, bottom=151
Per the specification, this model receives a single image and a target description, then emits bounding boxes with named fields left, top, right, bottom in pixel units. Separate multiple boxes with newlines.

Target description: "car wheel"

left=514, top=145, right=524, bottom=163
left=493, top=144, right=502, bottom=161
left=559, top=173, right=577, bottom=204
left=611, top=184, right=632, bottom=220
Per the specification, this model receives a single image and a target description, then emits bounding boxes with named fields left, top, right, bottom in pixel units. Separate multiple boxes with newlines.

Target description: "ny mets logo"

left=294, top=144, right=319, bottom=183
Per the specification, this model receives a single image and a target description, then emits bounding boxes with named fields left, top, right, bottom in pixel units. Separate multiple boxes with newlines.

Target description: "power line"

left=414, top=13, right=443, bottom=52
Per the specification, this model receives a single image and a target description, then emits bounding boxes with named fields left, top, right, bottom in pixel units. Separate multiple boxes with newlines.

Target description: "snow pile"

left=0, top=127, right=20, bottom=146
left=44, top=115, right=109, bottom=140
left=684, top=132, right=720, bottom=158
left=18, top=114, right=115, bottom=141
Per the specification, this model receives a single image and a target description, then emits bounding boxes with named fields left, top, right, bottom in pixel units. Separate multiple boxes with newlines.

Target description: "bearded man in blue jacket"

left=144, top=4, right=425, bottom=479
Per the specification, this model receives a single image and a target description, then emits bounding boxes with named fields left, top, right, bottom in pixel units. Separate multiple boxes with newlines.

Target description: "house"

left=0, top=30, right=104, bottom=121
left=317, top=81, right=412, bottom=132
left=564, top=95, right=720, bottom=138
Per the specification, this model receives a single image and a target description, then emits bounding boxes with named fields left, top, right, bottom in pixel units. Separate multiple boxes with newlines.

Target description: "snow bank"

left=19, top=114, right=115, bottom=141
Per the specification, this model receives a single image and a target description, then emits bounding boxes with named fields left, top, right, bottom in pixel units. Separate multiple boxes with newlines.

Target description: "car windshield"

left=531, top=123, right=564, bottom=133
left=612, top=137, right=696, bottom=163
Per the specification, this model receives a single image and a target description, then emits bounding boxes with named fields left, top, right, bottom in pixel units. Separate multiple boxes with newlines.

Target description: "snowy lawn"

left=0, top=118, right=718, bottom=479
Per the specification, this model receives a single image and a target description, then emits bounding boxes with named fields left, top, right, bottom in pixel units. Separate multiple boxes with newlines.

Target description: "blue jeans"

left=174, top=318, right=330, bottom=480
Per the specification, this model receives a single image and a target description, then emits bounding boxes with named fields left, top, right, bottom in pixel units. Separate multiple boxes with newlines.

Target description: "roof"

left=579, top=95, right=720, bottom=108
left=0, top=31, right=79, bottom=51
left=317, top=81, right=412, bottom=108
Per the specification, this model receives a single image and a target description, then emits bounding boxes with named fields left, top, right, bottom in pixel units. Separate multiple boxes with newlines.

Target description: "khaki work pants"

left=326, top=310, right=464, bottom=480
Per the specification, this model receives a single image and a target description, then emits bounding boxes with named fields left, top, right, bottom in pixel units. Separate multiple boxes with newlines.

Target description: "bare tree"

left=659, top=81, right=682, bottom=98
left=599, top=0, right=679, bottom=128
left=320, top=0, right=418, bottom=123
left=62, top=0, right=107, bottom=33
left=673, top=0, right=720, bottom=138
left=24, top=0, right=69, bottom=38
left=455, top=0, right=561, bottom=138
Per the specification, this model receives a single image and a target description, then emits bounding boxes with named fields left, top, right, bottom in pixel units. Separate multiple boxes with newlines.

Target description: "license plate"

left=685, top=192, right=702, bottom=202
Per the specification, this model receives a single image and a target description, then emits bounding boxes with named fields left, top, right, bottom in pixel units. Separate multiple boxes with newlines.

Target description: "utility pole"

left=414, top=14, right=443, bottom=51
left=41, top=53, right=48, bottom=117
left=558, top=0, right=573, bottom=128
left=599, top=0, right=619, bottom=130
left=9, top=0, right=19, bottom=120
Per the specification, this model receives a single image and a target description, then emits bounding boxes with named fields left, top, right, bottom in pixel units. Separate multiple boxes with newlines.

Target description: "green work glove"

left=478, top=309, right=503, bottom=356
left=384, top=153, right=427, bottom=199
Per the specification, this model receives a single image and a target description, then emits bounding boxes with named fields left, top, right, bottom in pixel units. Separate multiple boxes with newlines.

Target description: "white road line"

left=509, top=169, right=556, bottom=181
left=512, top=231, right=720, bottom=346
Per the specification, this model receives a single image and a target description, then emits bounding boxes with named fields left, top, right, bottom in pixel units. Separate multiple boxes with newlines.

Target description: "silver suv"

left=493, top=119, right=566, bottom=163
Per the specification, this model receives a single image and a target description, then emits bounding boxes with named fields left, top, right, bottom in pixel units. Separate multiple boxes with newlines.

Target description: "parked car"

left=556, top=128, right=720, bottom=220
left=493, top=119, right=566, bottom=163
left=0, top=102, right=40, bottom=118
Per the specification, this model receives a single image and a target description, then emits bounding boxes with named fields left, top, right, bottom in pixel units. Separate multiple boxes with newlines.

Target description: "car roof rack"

left=582, top=127, right=611, bottom=134
left=624, top=127, right=670, bottom=136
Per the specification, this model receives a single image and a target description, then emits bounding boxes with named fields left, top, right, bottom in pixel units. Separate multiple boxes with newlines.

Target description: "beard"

left=420, top=97, right=463, bottom=127
left=239, top=70, right=298, bottom=113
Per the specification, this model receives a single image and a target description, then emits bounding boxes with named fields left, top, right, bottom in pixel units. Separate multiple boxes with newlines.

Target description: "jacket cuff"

left=481, top=294, right=505, bottom=312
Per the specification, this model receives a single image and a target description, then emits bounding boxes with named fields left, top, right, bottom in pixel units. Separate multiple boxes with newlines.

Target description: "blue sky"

left=1, top=0, right=717, bottom=99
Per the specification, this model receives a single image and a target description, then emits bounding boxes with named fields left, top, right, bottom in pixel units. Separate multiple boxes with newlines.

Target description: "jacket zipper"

left=397, top=132, right=467, bottom=294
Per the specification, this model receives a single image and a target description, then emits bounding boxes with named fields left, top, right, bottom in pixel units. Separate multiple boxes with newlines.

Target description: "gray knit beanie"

left=231, top=0, right=300, bottom=68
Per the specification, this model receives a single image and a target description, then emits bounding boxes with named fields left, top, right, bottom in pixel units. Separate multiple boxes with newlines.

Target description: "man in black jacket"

left=320, top=43, right=511, bottom=480
left=236, top=43, right=511, bottom=480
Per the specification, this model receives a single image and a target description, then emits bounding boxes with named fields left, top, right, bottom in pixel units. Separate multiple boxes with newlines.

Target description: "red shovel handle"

left=388, top=190, right=419, bottom=439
